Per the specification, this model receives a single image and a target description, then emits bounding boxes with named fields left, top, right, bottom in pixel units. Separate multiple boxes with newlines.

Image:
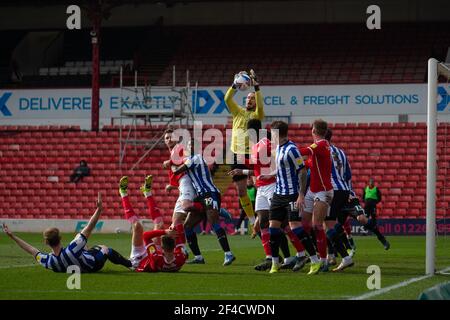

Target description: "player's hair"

left=247, top=119, right=262, bottom=142
left=161, top=235, right=176, bottom=251
left=270, top=120, right=289, bottom=138
left=164, top=128, right=174, bottom=135
left=43, top=228, right=61, bottom=247
left=247, top=119, right=262, bottom=131
left=324, top=129, right=332, bottom=142
left=313, top=119, right=328, bottom=137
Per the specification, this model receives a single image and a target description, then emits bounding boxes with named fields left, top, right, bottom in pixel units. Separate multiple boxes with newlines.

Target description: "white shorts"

left=129, top=244, right=148, bottom=269
left=255, top=183, right=276, bottom=212
left=173, top=175, right=197, bottom=213
left=304, top=189, right=334, bottom=214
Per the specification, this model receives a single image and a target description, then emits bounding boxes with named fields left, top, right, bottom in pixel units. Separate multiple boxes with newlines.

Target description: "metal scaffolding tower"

left=118, top=66, right=196, bottom=170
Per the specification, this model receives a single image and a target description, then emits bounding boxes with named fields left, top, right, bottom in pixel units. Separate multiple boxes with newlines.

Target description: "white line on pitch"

left=0, top=289, right=349, bottom=299
left=350, top=266, right=450, bottom=300
left=0, top=263, right=37, bottom=269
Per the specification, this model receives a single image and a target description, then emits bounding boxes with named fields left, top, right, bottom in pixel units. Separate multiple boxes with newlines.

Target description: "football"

left=234, top=73, right=251, bottom=91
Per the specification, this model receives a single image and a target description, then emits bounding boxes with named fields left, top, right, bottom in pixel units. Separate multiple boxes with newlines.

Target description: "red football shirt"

left=251, top=137, right=276, bottom=187
left=168, top=143, right=185, bottom=187
left=136, top=230, right=187, bottom=273
left=299, top=139, right=333, bottom=193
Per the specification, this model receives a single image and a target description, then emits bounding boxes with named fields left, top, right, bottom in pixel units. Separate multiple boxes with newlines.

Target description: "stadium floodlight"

left=426, top=58, right=450, bottom=275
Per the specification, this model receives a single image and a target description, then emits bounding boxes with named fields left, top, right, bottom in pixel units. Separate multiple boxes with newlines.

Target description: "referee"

left=224, top=70, right=265, bottom=225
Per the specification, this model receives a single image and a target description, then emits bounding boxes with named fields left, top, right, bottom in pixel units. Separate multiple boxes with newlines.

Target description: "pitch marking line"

left=350, top=266, right=450, bottom=300
left=0, top=289, right=350, bottom=299
left=0, top=263, right=38, bottom=269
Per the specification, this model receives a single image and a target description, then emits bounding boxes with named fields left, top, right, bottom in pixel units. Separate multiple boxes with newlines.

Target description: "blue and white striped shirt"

left=184, top=154, right=220, bottom=196
left=330, top=144, right=352, bottom=191
left=35, top=233, right=98, bottom=273
left=275, top=140, right=305, bottom=196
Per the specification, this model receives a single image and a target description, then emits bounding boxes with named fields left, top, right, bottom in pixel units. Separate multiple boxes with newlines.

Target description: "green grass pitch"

left=0, top=233, right=449, bottom=300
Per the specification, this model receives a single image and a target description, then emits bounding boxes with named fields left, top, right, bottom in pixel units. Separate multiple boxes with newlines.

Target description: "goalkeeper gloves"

left=249, top=69, right=259, bottom=87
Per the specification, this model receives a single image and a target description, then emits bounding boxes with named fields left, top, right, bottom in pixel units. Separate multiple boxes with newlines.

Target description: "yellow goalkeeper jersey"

left=224, top=87, right=265, bottom=155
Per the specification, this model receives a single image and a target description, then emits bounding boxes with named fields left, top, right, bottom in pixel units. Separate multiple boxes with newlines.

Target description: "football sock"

left=365, top=219, right=387, bottom=245
left=121, top=196, right=139, bottom=224
left=173, top=223, right=186, bottom=245
left=213, top=223, right=231, bottom=252
left=236, top=210, right=247, bottom=229
left=326, top=236, right=335, bottom=256
left=348, top=236, right=356, bottom=249
left=280, top=233, right=291, bottom=258
left=107, top=248, right=132, bottom=268
left=344, top=218, right=352, bottom=235
left=185, top=228, right=202, bottom=256
left=269, top=227, right=282, bottom=259
left=284, top=225, right=305, bottom=253
left=145, top=195, right=163, bottom=224
left=335, top=223, right=352, bottom=251
left=239, top=194, right=255, bottom=219
left=291, top=226, right=317, bottom=258
left=314, top=225, right=327, bottom=259
left=326, top=228, right=348, bottom=258
left=261, top=228, right=272, bottom=257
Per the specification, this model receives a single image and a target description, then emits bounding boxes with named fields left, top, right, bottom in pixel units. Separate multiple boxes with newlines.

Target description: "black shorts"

left=231, top=153, right=250, bottom=182
left=269, top=193, right=301, bottom=222
left=326, top=190, right=351, bottom=222
left=195, top=192, right=221, bottom=211
left=339, top=198, right=366, bottom=224
left=364, top=199, right=378, bottom=218
left=87, top=245, right=108, bottom=272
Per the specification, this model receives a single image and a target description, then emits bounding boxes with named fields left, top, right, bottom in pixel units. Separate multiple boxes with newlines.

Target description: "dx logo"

left=437, top=86, right=450, bottom=111
left=194, top=90, right=229, bottom=114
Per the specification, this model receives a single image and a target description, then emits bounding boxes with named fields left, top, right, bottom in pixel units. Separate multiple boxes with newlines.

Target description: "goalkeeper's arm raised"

left=224, top=85, right=240, bottom=116
left=251, top=70, right=265, bottom=120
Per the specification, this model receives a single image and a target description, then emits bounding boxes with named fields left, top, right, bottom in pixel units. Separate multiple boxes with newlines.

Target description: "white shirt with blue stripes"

left=275, top=140, right=305, bottom=196
left=330, top=144, right=352, bottom=191
left=35, top=233, right=97, bottom=272
left=184, top=154, right=220, bottom=196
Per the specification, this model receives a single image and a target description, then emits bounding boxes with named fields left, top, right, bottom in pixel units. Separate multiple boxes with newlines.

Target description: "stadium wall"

left=1, top=218, right=448, bottom=235
left=0, top=218, right=150, bottom=234
left=1, top=0, right=449, bottom=30
left=1, top=84, right=449, bottom=129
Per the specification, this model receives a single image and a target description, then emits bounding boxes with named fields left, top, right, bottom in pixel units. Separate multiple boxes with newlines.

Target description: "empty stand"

left=2, top=23, right=450, bottom=88
left=0, top=122, right=448, bottom=222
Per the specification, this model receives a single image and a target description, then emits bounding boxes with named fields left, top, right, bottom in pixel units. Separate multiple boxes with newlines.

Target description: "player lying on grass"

left=172, top=139, right=236, bottom=266
left=119, top=176, right=187, bottom=272
left=2, top=193, right=132, bottom=273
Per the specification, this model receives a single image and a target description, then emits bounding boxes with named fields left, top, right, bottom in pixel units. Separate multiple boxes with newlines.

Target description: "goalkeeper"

left=224, top=70, right=265, bottom=226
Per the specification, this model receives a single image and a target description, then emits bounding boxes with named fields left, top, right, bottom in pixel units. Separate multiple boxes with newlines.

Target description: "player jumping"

left=228, top=119, right=308, bottom=272
left=2, top=193, right=131, bottom=273
left=119, top=176, right=187, bottom=272
left=224, top=69, right=264, bottom=228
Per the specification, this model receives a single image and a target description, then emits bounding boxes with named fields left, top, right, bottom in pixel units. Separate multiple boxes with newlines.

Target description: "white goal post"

left=426, top=58, right=450, bottom=275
